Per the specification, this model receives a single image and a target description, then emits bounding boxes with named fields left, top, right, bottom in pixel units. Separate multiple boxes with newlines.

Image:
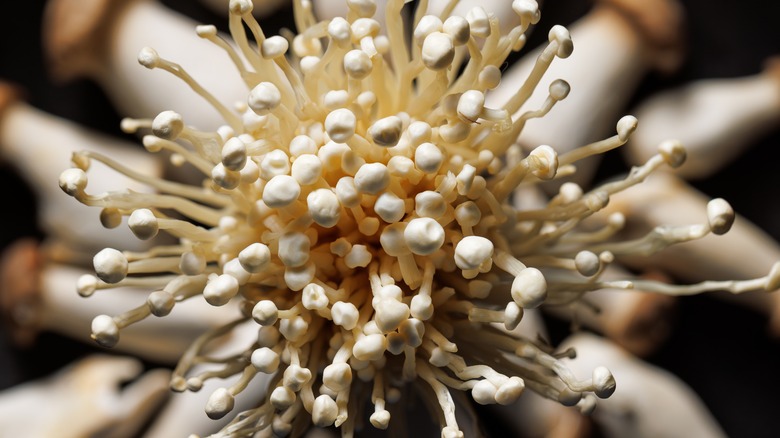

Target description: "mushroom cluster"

left=56, top=0, right=779, bottom=436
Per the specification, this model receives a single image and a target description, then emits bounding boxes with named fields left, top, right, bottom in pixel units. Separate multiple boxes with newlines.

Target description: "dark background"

left=1, top=0, right=779, bottom=437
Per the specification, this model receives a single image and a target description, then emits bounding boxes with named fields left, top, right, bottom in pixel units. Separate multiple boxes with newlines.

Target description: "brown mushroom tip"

left=42, top=0, right=130, bottom=83
left=596, top=0, right=688, bottom=74
left=0, top=237, right=44, bottom=348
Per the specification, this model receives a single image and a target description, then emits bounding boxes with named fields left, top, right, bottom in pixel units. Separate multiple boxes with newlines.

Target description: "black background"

left=1, top=1, right=779, bottom=437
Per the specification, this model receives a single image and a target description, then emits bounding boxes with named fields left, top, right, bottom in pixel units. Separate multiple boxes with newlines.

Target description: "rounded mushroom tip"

left=496, top=376, right=525, bottom=405
left=76, top=274, right=99, bottom=297
left=93, top=247, right=128, bottom=284
left=138, top=47, right=161, bottom=69
left=575, top=250, right=601, bottom=277
left=128, top=208, right=160, bottom=240
left=454, top=236, right=494, bottom=271
left=252, top=300, right=279, bottom=326
left=548, top=25, right=573, bottom=58
left=261, top=35, right=289, bottom=59
left=229, top=0, right=254, bottom=15
left=616, top=115, right=638, bottom=142
left=592, top=366, right=616, bottom=398
left=658, top=139, right=686, bottom=168
left=196, top=24, right=218, bottom=38
left=513, top=0, right=541, bottom=24
left=368, top=116, right=403, bottom=147
left=152, top=110, right=184, bottom=140
left=58, top=167, right=88, bottom=196
left=706, top=198, right=735, bottom=235
left=421, top=32, right=455, bottom=70
left=529, top=145, right=558, bottom=180
left=147, top=290, right=175, bottom=317
left=312, top=394, right=339, bottom=427
left=370, top=409, right=391, bottom=429
left=404, top=218, right=445, bottom=255
left=205, top=388, right=235, bottom=420
left=511, top=268, right=547, bottom=308
left=91, top=314, right=119, bottom=347
left=325, top=108, right=357, bottom=143
left=549, top=79, right=571, bottom=101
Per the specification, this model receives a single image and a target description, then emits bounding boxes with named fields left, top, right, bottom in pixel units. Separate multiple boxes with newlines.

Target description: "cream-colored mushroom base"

left=57, top=0, right=780, bottom=437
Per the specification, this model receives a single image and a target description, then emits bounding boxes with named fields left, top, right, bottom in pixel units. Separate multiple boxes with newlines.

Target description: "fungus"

left=58, top=0, right=780, bottom=436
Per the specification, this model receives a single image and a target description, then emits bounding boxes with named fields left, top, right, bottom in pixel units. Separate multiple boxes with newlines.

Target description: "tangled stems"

left=58, top=0, right=780, bottom=436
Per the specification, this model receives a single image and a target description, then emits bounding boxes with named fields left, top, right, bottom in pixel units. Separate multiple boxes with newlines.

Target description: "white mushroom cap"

left=259, top=149, right=290, bottom=179
left=454, top=236, right=494, bottom=271
left=152, top=110, right=184, bottom=140
left=592, top=366, right=616, bottom=398
left=206, top=388, right=235, bottom=420
left=415, top=191, right=447, bottom=219
left=343, top=49, right=373, bottom=80
left=252, top=300, right=279, bottom=326
left=352, top=333, right=387, bottom=361
left=262, top=175, right=301, bottom=207
left=128, top=208, right=159, bottom=240
left=574, top=251, right=600, bottom=277
left=404, top=218, right=445, bottom=255
left=374, top=298, right=410, bottom=333
left=414, top=142, right=444, bottom=174
left=307, top=189, right=341, bottom=228
left=374, top=192, right=406, bottom=223
left=270, top=386, right=296, bottom=410
left=495, top=376, right=525, bottom=405
left=261, top=35, right=289, bottom=59
left=511, top=268, right=547, bottom=308
left=325, top=108, right=357, bottom=143
left=59, top=167, right=87, bottom=196
left=180, top=251, right=206, bottom=275
left=251, top=347, right=280, bottom=373
left=706, top=198, right=735, bottom=235
left=332, top=301, right=359, bottom=330
left=93, top=248, right=128, bottom=284
left=443, top=16, right=470, bottom=46
left=302, top=283, right=329, bottom=310
left=222, top=137, right=248, bottom=171
left=421, top=32, right=455, bottom=70
left=312, top=394, right=339, bottom=427
left=278, top=232, right=311, bottom=268
left=248, top=82, right=282, bottom=115
left=471, top=379, right=498, bottom=405
left=91, top=314, right=119, bottom=347
left=354, top=163, right=390, bottom=194
left=239, top=243, right=271, bottom=273
left=368, top=116, right=403, bottom=147
left=203, top=274, right=240, bottom=306
left=289, top=135, right=318, bottom=157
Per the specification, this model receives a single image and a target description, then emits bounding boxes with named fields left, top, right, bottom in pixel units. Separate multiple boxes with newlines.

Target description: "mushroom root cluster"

left=58, top=0, right=780, bottom=436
